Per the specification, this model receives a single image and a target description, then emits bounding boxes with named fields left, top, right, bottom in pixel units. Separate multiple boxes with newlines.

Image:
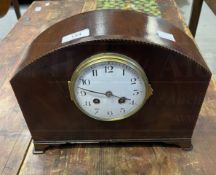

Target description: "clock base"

left=33, top=139, right=193, bottom=154
left=163, top=139, right=193, bottom=151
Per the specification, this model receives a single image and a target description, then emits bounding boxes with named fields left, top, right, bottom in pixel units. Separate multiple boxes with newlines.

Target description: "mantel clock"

left=11, top=10, right=211, bottom=153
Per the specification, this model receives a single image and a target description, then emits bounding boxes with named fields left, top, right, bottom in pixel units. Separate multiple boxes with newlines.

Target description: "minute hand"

left=78, top=87, right=106, bottom=96
left=78, top=87, right=131, bottom=100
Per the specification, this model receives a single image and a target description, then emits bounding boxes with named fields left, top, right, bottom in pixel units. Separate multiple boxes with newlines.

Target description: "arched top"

left=18, top=9, right=210, bottom=73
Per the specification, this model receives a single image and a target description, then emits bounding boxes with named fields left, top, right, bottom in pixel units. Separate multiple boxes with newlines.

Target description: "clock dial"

left=69, top=53, right=152, bottom=121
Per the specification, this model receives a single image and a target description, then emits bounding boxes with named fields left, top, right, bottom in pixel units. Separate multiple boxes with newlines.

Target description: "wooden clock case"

left=10, top=10, right=211, bottom=153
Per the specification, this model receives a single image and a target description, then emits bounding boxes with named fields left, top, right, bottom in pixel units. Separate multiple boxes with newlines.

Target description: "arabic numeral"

left=107, top=111, right=114, bottom=116
left=131, top=78, right=137, bottom=85
left=120, top=108, right=126, bottom=113
left=80, top=90, right=86, bottom=96
left=85, top=101, right=91, bottom=106
left=81, top=79, right=90, bottom=85
left=105, top=65, right=114, bottom=73
left=94, top=108, right=99, bottom=115
left=131, top=100, right=135, bottom=105
left=133, top=90, right=140, bottom=95
left=92, top=69, right=98, bottom=76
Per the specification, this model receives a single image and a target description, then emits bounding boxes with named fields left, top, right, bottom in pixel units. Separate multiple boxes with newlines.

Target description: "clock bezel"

left=68, top=53, right=153, bottom=121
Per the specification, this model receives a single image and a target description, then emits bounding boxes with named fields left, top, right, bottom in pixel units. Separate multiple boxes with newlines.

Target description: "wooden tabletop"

left=0, top=0, right=216, bottom=174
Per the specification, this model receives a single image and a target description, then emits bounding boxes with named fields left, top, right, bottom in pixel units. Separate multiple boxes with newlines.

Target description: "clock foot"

left=33, top=143, right=50, bottom=154
left=179, top=141, right=193, bottom=151
left=164, top=139, right=193, bottom=151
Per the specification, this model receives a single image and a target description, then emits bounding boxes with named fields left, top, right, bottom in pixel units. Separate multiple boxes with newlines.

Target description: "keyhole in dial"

left=93, top=98, right=100, bottom=104
left=118, top=97, right=126, bottom=104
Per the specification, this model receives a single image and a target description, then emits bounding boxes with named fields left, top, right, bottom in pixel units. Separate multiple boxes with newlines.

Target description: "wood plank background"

left=0, top=0, right=215, bottom=174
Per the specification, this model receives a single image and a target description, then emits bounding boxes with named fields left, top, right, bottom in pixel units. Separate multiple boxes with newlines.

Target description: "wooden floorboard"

left=1, top=131, right=31, bottom=175
left=0, top=1, right=85, bottom=174
left=0, top=79, right=31, bottom=175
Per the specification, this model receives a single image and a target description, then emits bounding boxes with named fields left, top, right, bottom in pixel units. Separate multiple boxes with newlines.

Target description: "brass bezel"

left=68, top=53, right=153, bottom=121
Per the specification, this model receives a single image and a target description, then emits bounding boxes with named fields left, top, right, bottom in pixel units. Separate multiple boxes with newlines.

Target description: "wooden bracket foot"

left=33, top=143, right=50, bottom=154
left=164, top=139, right=193, bottom=151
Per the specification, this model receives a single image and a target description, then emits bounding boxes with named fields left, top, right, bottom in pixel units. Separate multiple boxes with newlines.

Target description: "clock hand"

left=105, top=91, right=131, bottom=101
left=78, top=87, right=106, bottom=96
left=78, top=87, right=131, bottom=100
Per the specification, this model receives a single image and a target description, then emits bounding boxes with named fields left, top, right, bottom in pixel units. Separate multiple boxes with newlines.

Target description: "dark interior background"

left=19, top=0, right=40, bottom=4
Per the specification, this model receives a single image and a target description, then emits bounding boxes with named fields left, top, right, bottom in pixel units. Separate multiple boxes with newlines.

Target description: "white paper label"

left=35, top=6, right=42, bottom=12
left=61, top=29, right=90, bottom=44
left=157, top=31, right=175, bottom=42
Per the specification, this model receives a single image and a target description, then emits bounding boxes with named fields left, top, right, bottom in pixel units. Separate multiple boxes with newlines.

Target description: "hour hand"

left=106, top=91, right=131, bottom=101
left=78, top=87, right=131, bottom=101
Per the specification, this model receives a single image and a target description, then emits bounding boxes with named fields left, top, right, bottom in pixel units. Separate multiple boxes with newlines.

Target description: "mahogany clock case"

left=10, top=10, right=211, bottom=153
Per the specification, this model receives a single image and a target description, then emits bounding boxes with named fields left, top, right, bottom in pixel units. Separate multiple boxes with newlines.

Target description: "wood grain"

left=0, top=82, right=31, bottom=175
left=82, top=0, right=97, bottom=12
left=205, top=0, right=216, bottom=15
left=0, top=0, right=215, bottom=175
left=0, top=1, right=85, bottom=174
left=18, top=81, right=216, bottom=175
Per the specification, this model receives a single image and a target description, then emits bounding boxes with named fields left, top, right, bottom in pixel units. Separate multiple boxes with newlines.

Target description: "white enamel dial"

left=70, top=53, right=151, bottom=121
